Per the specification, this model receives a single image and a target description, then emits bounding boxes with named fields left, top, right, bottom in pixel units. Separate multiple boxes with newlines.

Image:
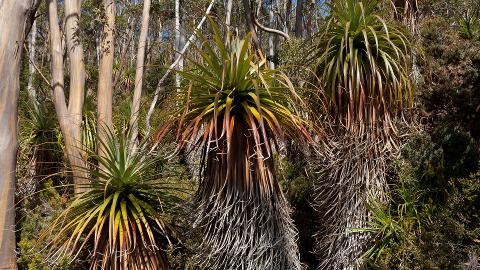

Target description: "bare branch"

left=254, top=10, right=290, bottom=40
left=23, top=43, right=50, bottom=87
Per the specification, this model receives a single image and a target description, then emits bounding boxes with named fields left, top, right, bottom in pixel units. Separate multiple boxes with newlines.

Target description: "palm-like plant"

left=158, top=20, right=309, bottom=269
left=41, top=129, right=180, bottom=270
left=308, top=0, right=413, bottom=268
left=310, top=0, right=412, bottom=130
left=18, top=103, right=61, bottom=197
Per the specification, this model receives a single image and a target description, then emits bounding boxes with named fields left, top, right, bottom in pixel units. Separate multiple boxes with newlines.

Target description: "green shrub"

left=362, top=132, right=480, bottom=269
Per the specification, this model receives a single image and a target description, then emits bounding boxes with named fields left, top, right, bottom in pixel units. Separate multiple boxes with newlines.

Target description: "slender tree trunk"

left=129, top=13, right=137, bottom=66
left=256, top=0, right=262, bottom=19
left=129, top=0, right=151, bottom=146
left=65, top=0, right=87, bottom=192
left=225, top=0, right=233, bottom=30
left=305, top=0, right=314, bottom=38
left=255, top=0, right=263, bottom=42
left=268, top=0, right=275, bottom=69
left=242, top=0, right=262, bottom=50
left=242, top=0, right=261, bottom=49
left=27, top=19, right=38, bottom=109
left=157, top=18, right=163, bottom=44
left=146, top=32, right=152, bottom=63
left=95, top=35, right=100, bottom=65
left=0, top=1, right=31, bottom=268
left=275, top=0, right=283, bottom=50
left=47, top=0, right=68, bottom=125
left=24, top=0, right=41, bottom=38
left=294, top=0, right=304, bottom=37
left=284, top=0, right=292, bottom=34
left=174, top=0, right=183, bottom=89
left=97, top=0, right=115, bottom=159
left=47, top=0, right=87, bottom=194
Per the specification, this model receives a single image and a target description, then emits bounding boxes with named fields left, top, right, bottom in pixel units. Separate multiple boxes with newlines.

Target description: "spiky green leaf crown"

left=158, top=19, right=310, bottom=154
left=42, top=129, right=180, bottom=270
left=309, top=0, right=414, bottom=131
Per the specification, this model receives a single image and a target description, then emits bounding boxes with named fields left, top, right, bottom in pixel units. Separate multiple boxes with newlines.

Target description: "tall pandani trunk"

left=313, top=124, right=398, bottom=269
left=193, top=120, right=302, bottom=270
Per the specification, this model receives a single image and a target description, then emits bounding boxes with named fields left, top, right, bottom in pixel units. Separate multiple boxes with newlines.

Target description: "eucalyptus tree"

left=307, top=0, right=414, bottom=268
left=97, top=0, right=116, bottom=161
left=0, top=0, right=38, bottom=267
left=130, top=0, right=152, bottom=146
left=158, top=21, right=309, bottom=269
left=47, top=0, right=88, bottom=193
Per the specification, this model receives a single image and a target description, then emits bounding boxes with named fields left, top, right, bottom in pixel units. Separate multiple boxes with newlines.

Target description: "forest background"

left=0, top=0, right=479, bottom=269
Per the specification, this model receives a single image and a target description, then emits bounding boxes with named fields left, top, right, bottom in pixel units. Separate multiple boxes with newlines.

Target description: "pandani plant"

left=156, top=19, right=310, bottom=269
left=18, top=102, right=62, bottom=198
left=40, top=128, right=181, bottom=270
left=307, top=0, right=414, bottom=268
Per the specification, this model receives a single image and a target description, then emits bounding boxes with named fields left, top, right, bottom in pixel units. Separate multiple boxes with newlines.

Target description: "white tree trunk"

left=47, top=0, right=87, bottom=194
left=225, top=0, right=233, bottom=30
left=129, top=0, right=151, bottom=146
left=97, top=0, right=115, bottom=159
left=65, top=0, right=87, bottom=193
left=268, top=1, right=275, bottom=69
left=174, top=0, right=184, bottom=89
left=27, top=18, right=38, bottom=109
left=0, top=1, right=31, bottom=268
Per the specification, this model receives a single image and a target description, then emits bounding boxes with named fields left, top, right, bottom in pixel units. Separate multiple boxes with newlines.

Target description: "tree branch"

left=254, top=10, right=290, bottom=40
left=25, top=0, right=42, bottom=36
left=23, top=43, right=50, bottom=87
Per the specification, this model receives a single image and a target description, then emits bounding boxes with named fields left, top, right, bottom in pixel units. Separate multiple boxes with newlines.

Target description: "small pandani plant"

left=41, top=129, right=180, bottom=270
